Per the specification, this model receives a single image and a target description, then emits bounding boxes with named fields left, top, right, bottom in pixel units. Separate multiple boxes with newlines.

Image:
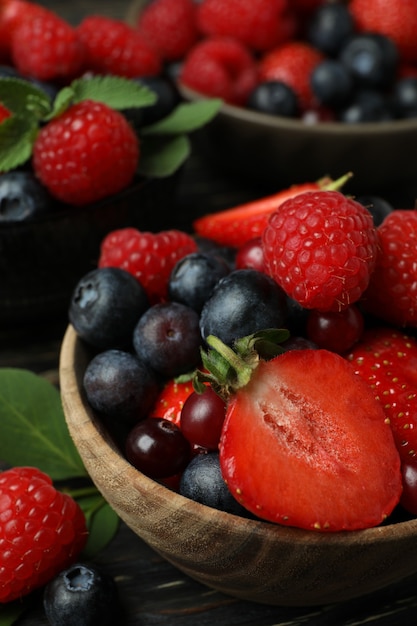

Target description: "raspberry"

left=0, top=467, right=87, bottom=604
left=179, top=37, right=258, bottom=105
left=361, top=210, right=417, bottom=327
left=77, top=15, right=161, bottom=78
left=0, top=0, right=49, bottom=64
left=258, top=41, right=324, bottom=110
left=98, top=227, right=198, bottom=303
left=10, top=9, right=85, bottom=82
left=32, top=100, right=139, bottom=206
left=262, top=190, right=379, bottom=312
left=196, top=0, right=295, bottom=53
left=136, top=0, right=199, bottom=62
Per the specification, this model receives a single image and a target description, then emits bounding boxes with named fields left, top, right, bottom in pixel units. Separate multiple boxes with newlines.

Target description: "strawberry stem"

left=205, top=334, right=256, bottom=389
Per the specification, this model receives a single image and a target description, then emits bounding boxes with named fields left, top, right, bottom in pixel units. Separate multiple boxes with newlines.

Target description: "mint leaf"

left=0, top=369, right=87, bottom=480
left=78, top=495, right=120, bottom=558
left=47, top=85, right=76, bottom=120
left=141, top=98, right=222, bottom=136
left=0, top=116, right=38, bottom=171
left=0, top=78, right=52, bottom=119
left=69, top=75, right=157, bottom=110
left=139, top=134, right=190, bottom=177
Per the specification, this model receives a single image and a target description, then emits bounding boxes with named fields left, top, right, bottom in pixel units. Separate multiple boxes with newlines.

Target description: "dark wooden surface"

left=3, top=0, right=417, bottom=623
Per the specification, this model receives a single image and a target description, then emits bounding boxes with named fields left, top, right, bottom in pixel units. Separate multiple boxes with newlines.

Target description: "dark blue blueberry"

left=247, top=81, right=299, bottom=117
left=356, top=195, right=394, bottom=227
left=391, top=76, right=417, bottom=119
left=195, top=236, right=236, bottom=270
left=310, top=60, right=354, bottom=108
left=43, top=563, right=122, bottom=626
left=168, top=252, right=230, bottom=313
left=123, top=74, right=180, bottom=131
left=338, top=89, right=395, bottom=123
left=307, top=2, right=355, bottom=57
left=0, top=171, right=53, bottom=221
left=179, top=452, right=250, bottom=517
left=339, top=33, right=399, bottom=91
left=133, top=301, right=202, bottom=377
left=69, top=267, right=150, bottom=351
left=83, top=349, right=159, bottom=426
left=199, top=269, right=288, bottom=346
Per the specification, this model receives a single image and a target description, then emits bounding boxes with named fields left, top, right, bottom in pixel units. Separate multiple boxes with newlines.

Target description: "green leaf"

left=139, top=134, right=190, bottom=177
left=69, top=75, right=157, bottom=110
left=0, top=369, right=87, bottom=480
left=141, top=98, right=222, bottom=136
left=80, top=496, right=120, bottom=558
left=0, top=116, right=38, bottom=171
left=47, top=85, right=76, bottom=120
left=0, top=78, right=52, bottom=119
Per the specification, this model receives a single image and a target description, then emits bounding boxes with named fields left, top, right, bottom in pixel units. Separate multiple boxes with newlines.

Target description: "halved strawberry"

left=346, top=327, right=417, bottom=467
left=192, top=174, right=350, bottom=248
left=194, top=333, right=401, bottom=531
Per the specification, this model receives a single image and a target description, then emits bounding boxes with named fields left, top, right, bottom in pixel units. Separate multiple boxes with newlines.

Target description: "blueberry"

left=246, top=81, right=299, bottom=118
left=339, top=33, right=399, bottom=91
left=123, top=74, right=180, bottom=131
left=199, top=269, right=288, bottom=346
left=69, top=267, right=150, bottom=350
left=133, top=301, right=202, bottom=377
left=356, top=195, right=394, bottom=227
left=0, top=171, right=53, bottom=221
left=338, top=89, right=395, bottom=123
left=180, top=452, right=250, bottom=516
left=195, top=236, right=236, bottom=270
left=43, top=563, right=122, bottom=626
left=391, top=76, right=417, bottom=119
left=310, top=60, right=354, bottom=108
left=307, top=2, right=354, bottom=57
left=168, top=252, right=230, bottom=313
left=83, top=349, right=159, bottom=426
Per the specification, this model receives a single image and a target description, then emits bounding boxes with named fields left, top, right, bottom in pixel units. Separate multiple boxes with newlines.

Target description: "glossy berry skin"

left=43, top=563, right=121, bottom=626
left=133, top=302, right=202, bottom=378
left=235, top=237, right=265, bottom=272
left=199, top=269, right=288, bottom=347
left=83, top=349, right=159, bottom=426
left=306, top=304, right=364, bottom=354
left=310, top=60, right=353, bottom=108
left=168, top=252, right=230, bottom=313
left=180, top=387, right=226, bottom=450
left=0, top=467, right=87, bottom=604
left=179, top=452, right=250, bottom=516
left=307, top=2, right=355, bottom=57
left=69, top=267, right=150, bottom=351
left=33, top=100, right=139, bottom=206
left=339, top=33, right=398, bottom=91
left=356, top=194, right=394, bottom=227
left=246, top=81, right=299, bottom=117
left=148, top=378, right=195, bottom=427
left=262, top=190, right=379, bottom=312
left=338, top=88, right=394, bottom=123
left=400, top=464, right=417, bottom=516
left=0, top=171, right=52, bottom=221
left=126, top=417, right=191, bottom=479
left=391, top=76, right=417, bottom=118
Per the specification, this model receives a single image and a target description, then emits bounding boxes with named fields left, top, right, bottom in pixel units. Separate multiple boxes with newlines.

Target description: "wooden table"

left=3, top=1, right=417, bottom=623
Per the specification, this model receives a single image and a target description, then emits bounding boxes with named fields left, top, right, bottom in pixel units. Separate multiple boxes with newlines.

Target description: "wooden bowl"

left=60, top=324, right=417, bottom=607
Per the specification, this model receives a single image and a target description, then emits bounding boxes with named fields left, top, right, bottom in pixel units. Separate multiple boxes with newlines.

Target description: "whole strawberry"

left=0, top=466, right=87, bottom=604
left=32, top=99, right=139, bottom=206
left=262, top=189, right=379, bottom=312
left=360, top=210, right=417, bottom=327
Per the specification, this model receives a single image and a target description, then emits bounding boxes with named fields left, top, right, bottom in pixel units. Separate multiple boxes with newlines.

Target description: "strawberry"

left=98, top=227, right=197, bottom=303
left=258, top=41, right=324, bottom=110
left=346, top=327, right=417, bottom=467
left=193, top=175, right=343, bottom=248
left=0, top=0, right=49, bottom=64
left=77, top=15, right=161, bottom=78
left=0, top=466, right=87, bottom=604
left=360, top=210, right=417, bottom=328
left=261, top=189, right=379, bottom=312
left=32, top=99, right=139, bottom=206
left=136, top=0, right=199, bottom=62
left=195, top=333, right=401, bottom=531
left=179, top=36, right=258, bottom=106
left=349, top=0, right=417, bottom=64
left=10, top=8, right=85, bottom=82
left=196, top=0, right=295, bottom=53
left=148, top=378, right=195, bottom=428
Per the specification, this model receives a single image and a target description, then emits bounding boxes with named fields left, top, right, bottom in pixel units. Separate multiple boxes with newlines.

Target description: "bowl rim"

left=60, top=323, right=417, bottom=547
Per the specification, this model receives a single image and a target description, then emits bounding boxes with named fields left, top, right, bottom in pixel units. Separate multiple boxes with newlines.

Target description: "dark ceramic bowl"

left=0, top=174, right=180, bottom=327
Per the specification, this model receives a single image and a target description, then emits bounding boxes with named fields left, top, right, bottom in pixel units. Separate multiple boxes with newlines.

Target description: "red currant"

left=180, top=387, right=226, bottom=450
left=306, top=304, right=364, bottom=353
left=235, top=237, right=265, bottom=272
left=400, top=462, right=417, bottom=516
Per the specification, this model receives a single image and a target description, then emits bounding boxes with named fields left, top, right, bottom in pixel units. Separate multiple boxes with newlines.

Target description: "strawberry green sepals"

left=0, top=75, right=222, bottom=177
left=193, top=328, right=290, bottom=399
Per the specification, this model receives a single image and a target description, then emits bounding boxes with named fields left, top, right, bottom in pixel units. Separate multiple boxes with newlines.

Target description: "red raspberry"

left=349, top=0, right=417, bottom=64
left=0, top=466, right=87, bottom=604
left=98, top=227, right=198, bottom=302
left=136, top=0, right=199, bottom=62
left=258, top=41, right=324, bottom=110
left=262, top=190, right=379, bottom=312
left=10, top=9, right=85, bottom=82
left=0, top=0, right=49, bottom=64
left=197, top=0, right=294, bottom=53
left=361, top=210, right=417, bottom=327
left=77, top=15, right=161, bottom=78
left=179, top=36, right=258, bottom=106
left=32, top=100, right=139, bottom=206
